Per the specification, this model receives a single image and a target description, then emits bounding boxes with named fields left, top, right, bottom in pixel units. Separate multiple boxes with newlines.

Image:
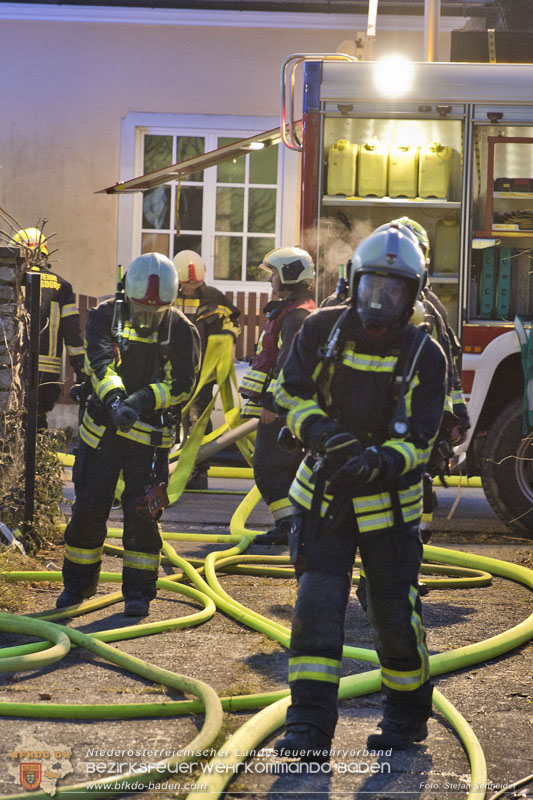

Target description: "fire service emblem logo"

left=20, top=763, right=42, bottom=791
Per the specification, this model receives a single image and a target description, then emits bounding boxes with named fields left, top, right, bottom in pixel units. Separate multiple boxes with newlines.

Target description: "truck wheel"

left=480, top=397, right=533, bottom=538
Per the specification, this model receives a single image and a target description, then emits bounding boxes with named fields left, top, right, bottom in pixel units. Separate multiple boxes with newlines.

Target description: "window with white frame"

left=139, top=127, right=280, bottom=283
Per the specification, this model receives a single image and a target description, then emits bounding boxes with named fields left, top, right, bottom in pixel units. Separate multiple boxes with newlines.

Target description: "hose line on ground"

left=0, top=476, right=531, bottom=800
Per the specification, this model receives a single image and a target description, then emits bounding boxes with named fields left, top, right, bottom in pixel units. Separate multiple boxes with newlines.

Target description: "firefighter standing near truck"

left=392, top=217, right=470, bottom=447
left=388, top=218, right=470, bottom=544
left=57, top=253, right=201, bottom=617
left=273, top=224, right=446, bottom=757
left=11, top=226, right=85, bottom=429
left=240, top=247, right=316, bottom=545
left=173, top=250, right=241, bottom=489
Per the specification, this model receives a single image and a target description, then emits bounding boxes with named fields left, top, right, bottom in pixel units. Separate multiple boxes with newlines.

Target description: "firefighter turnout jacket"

left=274, top=307, right=447, bottom=531
left=80, top=299, right=201, bottom=450
left=174, top=283, right=241, bottom=352
left=240, top=291, right=317, bottom=418
left=423, top=287, right=469, bottom=432
left=27, top=264, right=84, bottom=378
left=241, top=289, right=317, bottom=527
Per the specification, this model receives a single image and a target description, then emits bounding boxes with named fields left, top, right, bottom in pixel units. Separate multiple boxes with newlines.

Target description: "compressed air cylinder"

left=437, top=290, right=459, bottom=330
left=432, top=215, right=460, bottom=273
left=418, top=142, right=452, bottom=199
left=357, top=142, right=388, bottom=197
left=388, top=144, right=419, bottom=198
left=326, top=139, right=358, bottom=196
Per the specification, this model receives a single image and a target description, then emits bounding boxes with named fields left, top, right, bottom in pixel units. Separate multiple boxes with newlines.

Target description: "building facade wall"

left=0, top=13, right=453, bottom=297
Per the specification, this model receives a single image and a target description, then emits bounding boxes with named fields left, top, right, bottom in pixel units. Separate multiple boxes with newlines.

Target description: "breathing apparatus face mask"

left=129, top=300, right=168, bottom=334
left=356, top=273, right=412, bottom=336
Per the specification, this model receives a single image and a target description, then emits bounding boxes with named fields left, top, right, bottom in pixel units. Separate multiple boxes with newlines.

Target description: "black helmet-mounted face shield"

left=355, top=272, right=413, bottom=336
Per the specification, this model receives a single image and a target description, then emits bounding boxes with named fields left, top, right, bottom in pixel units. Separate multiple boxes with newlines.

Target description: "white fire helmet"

left=173, top=250, right=206, bottom=284
left=260, top=246, right=315, bottom=285
left=125, top=252, right=178, bottom=332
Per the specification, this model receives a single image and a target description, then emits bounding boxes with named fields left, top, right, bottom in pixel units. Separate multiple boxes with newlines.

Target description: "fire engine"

left=281, top=56, right=533, bottom=537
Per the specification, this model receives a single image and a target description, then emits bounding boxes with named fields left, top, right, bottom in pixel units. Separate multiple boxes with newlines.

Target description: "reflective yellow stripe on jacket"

left=61, top=302, right=79, bottom=319
left=240, top=367, right=269, bottom=396
left=341, top=348, right=397, bottom=373
left=269, top=497, right=294, bottom=521
left=38, top=355, right=62, bottom=373
left=92, top=366, right=126, bottom=403
left=289, top=459, right=331, bottom=517
left=289, top=458, right=423, bottom=530
left=286, top=399, right=328, bottom=443
left=79, top=410, right=174, bottom=450
left=116, top=423, right=174, bottom=448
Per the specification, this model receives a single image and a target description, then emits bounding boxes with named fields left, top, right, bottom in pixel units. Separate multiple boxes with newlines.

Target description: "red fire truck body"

left=287, top=58, right=533, bottom=536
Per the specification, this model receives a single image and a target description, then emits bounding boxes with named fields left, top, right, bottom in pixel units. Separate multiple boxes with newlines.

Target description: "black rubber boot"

left=254, top=517, right=292, bottom=546
left=56, top=567, right=100, bottom=609
left=273, top=725, right=332, bottom=762
left=367, top=718, right=429, bottom=750
left=186, top=469, right=208, bottom=490
left=56, top=589, right=85, bottom=609
left=124, top=590, right=150, bottom=617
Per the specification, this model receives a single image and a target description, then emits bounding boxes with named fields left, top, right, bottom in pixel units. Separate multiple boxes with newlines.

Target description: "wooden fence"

left=58, top=290, right=269, bottom=403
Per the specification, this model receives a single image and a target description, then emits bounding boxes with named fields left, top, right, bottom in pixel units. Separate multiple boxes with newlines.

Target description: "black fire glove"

left=75, top=371, right=88, bottom=385
left=304, top=419, right=345, bottom=454
left=328, top=446, right=385, bottom=496
left=124, top=387, right=154, bottom=415
left=322, top=431, right=362, bottom=474
left=106, top=394, right=139, bottom=432
left=69, top=383, right=84, bottom=403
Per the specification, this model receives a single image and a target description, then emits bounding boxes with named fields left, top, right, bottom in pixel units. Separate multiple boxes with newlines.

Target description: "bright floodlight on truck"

left=374, top=57, right=414, bottom=98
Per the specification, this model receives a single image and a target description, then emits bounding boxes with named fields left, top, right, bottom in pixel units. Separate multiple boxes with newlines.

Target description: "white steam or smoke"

left=316, top=215, right=374, bottom=279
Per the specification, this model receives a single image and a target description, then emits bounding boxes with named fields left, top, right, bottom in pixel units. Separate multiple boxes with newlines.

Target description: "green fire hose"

left=1, top=337, right=531, bottom=800
left=1, top=483, right=532, bottom=800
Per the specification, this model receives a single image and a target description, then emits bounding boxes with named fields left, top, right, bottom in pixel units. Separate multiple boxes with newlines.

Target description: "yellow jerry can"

left=433, top=214, right=460, bottom=273
left=357, top=142, right=388, bottom=197
left=388, top=144, right=419, bottom=198
left=418, top=142, right=452, bottom=199
left=326, top=139, right=358, bottom=196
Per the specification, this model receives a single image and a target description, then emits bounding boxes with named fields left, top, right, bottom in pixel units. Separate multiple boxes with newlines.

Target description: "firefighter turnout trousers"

left=252, top=417, right=303, bottom=524
left=286, top=504, right=432, bottom=739
left=63, top=430, right=168, bottom=601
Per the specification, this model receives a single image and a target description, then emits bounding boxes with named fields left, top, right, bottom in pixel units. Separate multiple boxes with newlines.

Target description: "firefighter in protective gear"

left=11, top=227, right=85, bottom=429
left=173, top=250, right=241, bottom=489
left=273, top=225, right=446, bottom=757
left=391, top=217, right=470, bottom=443
left=240, top=246, right=316, bottom=545
left=387, top=217, right=470, bottom=545
left=57, top=253, right=201, bottom=617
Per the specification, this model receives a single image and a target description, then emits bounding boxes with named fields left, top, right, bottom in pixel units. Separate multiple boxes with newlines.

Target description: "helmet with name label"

left=260, top=246, right=315, bottom=285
